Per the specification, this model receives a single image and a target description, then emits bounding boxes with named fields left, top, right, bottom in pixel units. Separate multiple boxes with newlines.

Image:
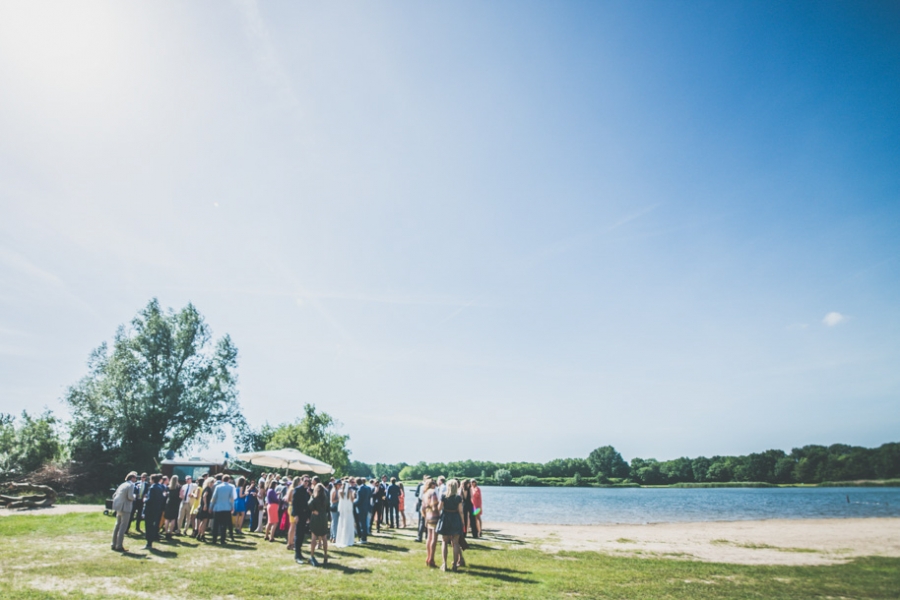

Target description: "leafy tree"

left=691, top=456, right=711, bottom=482
left=660, top=457, right=694, bottom=483
left=587, top=445, right=630, bottom=478
left=494, top=468, right=512, bottom=485
left=350, top=460, right=375, bottom=478
left=265, top=404, right=350, bottom=475
left=65, top=299, right=244, bottom=477
left=0, top=411, right=61, bottom=477
left=236, top=422, right=276, bottom=452
left=629, top=458, right=664, bottom=485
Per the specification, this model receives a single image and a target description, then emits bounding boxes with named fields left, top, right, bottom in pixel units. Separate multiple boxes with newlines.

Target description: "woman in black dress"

left=436, top=479, right=464, bottom=571
left=195, top=478, right=215, bottom=541
left=164, top=475, right=181, bottom=540
left=307, top=483, right=330, bottom=567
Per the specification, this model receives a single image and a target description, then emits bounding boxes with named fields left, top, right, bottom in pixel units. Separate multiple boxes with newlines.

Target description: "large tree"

left=587, top=445, right=630, bottom=479
left=65, top=299, right=243, bottom=476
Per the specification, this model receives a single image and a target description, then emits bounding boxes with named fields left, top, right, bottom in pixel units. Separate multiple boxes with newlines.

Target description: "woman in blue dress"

left=233, top=477, right=247, bottom=534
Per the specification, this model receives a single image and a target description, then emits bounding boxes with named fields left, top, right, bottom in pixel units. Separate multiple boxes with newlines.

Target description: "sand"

left=4, top=505, right=898, bottom=565
left=488, top=518, right=900, bottom=565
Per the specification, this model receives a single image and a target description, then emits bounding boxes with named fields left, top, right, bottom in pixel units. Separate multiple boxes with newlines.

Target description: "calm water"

left=472, top=486, right=900, bottom=525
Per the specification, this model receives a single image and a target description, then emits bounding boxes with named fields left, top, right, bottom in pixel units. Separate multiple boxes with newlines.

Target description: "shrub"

left=513, top=475, right=542, bottom=486
left=494, top=469, right=512, bottom=485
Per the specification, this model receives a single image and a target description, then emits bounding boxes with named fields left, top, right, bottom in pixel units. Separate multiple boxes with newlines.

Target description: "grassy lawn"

left=1, top=512, right=898, bottom=599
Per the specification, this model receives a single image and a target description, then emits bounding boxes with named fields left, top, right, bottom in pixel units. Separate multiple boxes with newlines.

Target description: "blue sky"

left=1, top=1, right=898, bottom=464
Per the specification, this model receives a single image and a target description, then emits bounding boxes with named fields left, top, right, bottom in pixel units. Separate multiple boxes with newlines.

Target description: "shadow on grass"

left=119, top=551, right=150, bottom=560
left=362, top=542, right=409, bottom=553
left=467, top=564, right=531, bottom=575
left=479, top=532, right=526, bottom=546
left=463, top=566, right=537, bottom=585
left=463, top=542, right=502, bottom=551
left=330, top=550, right=364, bottom=558
left=162, top=538, right=199, bottom=548
left=323, top=562, right=372, bottom=575
left=147, top=547, right=178, bottom=559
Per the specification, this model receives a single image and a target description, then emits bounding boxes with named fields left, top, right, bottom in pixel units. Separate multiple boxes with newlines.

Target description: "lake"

left=471, top=486, right=900, bottom=525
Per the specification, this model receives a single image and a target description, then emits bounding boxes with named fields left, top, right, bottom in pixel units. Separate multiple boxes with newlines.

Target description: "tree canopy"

left=240, top=404, right=350, bottom=476
left=0, top=411, right=61, bottom=479
left=65, top=299, right=244, bottom=476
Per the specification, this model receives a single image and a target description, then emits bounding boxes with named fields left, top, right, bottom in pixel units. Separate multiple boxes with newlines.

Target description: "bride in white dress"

left=335, top=480, right=356, bottom=548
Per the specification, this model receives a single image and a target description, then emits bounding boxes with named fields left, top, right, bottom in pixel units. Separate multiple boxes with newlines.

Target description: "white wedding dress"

left=335, top=488, right=355, bottom=547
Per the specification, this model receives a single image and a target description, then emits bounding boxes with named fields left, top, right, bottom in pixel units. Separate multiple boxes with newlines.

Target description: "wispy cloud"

left=0, top=247, right=64, bottom=287
left=232, top=0, right=298, bottom=108
left=605, top=203, right=661, bottom=233
left=537, top=203, right=661, bottom=259
left=823, top=312, right=846, bottom=327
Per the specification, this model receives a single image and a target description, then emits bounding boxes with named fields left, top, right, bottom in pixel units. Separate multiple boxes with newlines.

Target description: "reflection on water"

left=474, top=486, right=900, bottom=525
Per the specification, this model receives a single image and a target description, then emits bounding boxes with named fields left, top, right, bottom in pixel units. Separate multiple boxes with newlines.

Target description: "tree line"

left=2, top=299, right=898, bottom=492
left=345, top=443, right=900, bottom=486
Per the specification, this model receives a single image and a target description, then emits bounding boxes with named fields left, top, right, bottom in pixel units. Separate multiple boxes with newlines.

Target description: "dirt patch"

left=489, top=518, right=900, bottom=565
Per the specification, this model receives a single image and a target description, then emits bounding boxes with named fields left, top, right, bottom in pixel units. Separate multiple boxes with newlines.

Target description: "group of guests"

left=109, top=469, right=484, bottom=572
left=111, top=470, right=254, bottom=551
left=414, top=475, right=483, bottom=570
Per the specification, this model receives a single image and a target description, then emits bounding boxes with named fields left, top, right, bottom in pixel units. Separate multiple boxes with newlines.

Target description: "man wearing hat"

left=111, top=471, right=137, bottom=552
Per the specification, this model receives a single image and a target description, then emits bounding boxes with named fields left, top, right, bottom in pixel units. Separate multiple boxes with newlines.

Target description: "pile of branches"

left=0, top=482, right=57, bottom=509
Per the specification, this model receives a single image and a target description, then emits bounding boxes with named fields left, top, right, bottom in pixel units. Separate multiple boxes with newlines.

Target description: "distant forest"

left=349, top=442, right=900, bottom=486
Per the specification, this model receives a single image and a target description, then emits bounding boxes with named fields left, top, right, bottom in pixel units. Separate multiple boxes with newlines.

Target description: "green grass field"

left=0, top=512, right=897, bottom=599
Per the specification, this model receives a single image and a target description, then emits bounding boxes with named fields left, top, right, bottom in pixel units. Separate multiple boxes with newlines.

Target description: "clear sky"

left=1, top=1, right=898, bottom=465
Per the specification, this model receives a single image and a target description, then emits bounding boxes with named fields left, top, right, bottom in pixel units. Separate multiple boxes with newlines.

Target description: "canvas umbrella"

left=234, top=448, right=334, bottom=475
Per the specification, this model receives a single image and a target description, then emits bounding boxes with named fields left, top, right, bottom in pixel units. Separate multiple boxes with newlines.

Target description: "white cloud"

left=823, top=312, right=846, bottom=327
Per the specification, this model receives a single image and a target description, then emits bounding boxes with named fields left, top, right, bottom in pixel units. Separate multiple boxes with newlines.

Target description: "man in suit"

left=353, top=477, right=372, bottom=543
left=177, top=475, right=194, bottom=535
left=142, top=474, right=165, bottom=550
left=130, top=473, right=148, bottom=533
left=385, top=477, right=401, bottom=529
left=111, top=471, right=137, bottom=552
left=292, top=475, right=311, bottom=564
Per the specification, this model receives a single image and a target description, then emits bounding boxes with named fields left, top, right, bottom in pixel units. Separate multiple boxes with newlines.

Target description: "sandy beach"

left=488, top=518, right=900, bottom=565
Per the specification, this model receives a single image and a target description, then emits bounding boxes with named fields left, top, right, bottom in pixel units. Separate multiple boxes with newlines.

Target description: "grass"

left=0, top=512, right=898, bottom=599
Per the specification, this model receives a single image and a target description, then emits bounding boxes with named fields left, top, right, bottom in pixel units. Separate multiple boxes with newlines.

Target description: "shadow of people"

left=147, top=547, right=178, bottom=559
left=463, top=565, right=537, bottom=584
left=321, top=562, right=372, bottom=575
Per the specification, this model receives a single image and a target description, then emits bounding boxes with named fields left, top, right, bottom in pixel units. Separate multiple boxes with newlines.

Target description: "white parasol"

left=234, top=448, right=333, bottom=475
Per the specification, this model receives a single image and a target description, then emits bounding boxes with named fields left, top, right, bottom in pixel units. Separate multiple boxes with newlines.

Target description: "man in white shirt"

left=177, top=476, right=194, bottom=535
left=111, top=471, right=137, bottom=552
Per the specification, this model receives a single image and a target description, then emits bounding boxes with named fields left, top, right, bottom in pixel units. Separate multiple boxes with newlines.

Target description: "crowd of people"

left=109, top=470, right=484, bottom=571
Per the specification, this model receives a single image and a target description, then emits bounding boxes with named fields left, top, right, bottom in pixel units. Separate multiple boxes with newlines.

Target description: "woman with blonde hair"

left=188, top=477, right=203, bottom=537
left=195, top=477, right=216, bottom=542
left=286, top=476, right=300, bottom=550
left=264, top=479, right=280, bottom=542
left=420, top=478, right=439, bottom=567
left=436, top=479, right=464, bottom=571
